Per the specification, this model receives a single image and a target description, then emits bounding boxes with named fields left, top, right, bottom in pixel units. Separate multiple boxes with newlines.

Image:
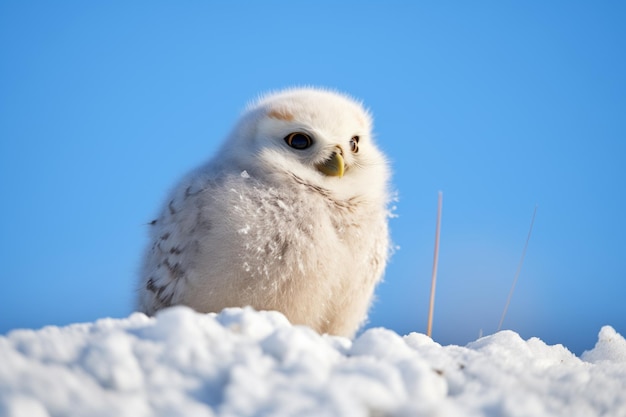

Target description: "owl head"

left=216, top=88, right=389, bottom=201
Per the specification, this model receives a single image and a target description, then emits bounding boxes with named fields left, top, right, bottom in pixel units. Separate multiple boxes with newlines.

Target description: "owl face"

left=218, top=88, right=389, bottom=199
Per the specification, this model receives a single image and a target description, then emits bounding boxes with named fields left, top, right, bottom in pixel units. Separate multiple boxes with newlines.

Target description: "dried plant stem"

left=498, top=205, right=538, bottom=331
left=427, top=191, right=443, bottom=338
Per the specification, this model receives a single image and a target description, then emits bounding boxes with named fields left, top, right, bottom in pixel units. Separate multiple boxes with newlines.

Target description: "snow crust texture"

left=1, top=307, right=625, bottom=417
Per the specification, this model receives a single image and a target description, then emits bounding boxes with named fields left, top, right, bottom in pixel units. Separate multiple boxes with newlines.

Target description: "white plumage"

left=137, top=87, right=391, bottom=337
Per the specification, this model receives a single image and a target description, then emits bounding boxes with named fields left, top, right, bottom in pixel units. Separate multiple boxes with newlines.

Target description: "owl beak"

left=316, top=150, right=345, bottom=177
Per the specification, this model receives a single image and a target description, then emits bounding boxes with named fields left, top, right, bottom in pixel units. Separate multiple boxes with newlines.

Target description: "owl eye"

left=284, top=132, right=312, bottom=150
left=349, top=136, right=359, bottom=153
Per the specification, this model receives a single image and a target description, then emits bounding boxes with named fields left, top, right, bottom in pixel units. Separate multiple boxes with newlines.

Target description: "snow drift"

left=1, top=307, right=625, bottom=417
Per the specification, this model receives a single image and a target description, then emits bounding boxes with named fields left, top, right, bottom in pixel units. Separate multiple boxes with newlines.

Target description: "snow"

left=1, top=307, right=625, bottom=417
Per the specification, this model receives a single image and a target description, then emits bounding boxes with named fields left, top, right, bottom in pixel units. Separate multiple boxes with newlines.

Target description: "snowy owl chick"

left=137, top=88, right=391, bottom=337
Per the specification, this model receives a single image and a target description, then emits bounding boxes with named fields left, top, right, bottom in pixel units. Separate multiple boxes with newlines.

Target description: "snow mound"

left=1, top=307, right=625, bottom=417
left=582, top=325, right=626, bottom=364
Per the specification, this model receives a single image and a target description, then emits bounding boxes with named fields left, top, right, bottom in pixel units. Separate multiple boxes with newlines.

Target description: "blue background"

left=1, top=1, right=624, bottom=354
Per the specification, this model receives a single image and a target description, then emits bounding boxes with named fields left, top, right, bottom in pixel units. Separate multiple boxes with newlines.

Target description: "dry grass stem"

left=497, top=205, right=538, bottom=331
left=427, top=191, right=443, bottom=338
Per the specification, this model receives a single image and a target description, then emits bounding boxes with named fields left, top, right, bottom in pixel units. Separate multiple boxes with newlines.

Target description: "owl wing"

left=139, top=177, right=211, bottom=314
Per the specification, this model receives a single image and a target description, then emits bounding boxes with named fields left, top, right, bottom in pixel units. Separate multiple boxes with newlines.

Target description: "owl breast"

left=175, top=172, right=389, bottom=337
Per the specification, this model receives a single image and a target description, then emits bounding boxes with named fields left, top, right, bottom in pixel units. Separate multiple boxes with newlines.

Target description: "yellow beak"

left=316, top=151, right=345, bottom=177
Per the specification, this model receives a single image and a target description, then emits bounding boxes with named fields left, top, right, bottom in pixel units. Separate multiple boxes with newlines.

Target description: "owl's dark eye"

left=284, top=132, right=312, bottom=150
left=349, top=136, right=359, bottom=153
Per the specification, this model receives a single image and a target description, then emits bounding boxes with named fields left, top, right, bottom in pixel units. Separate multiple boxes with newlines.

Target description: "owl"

left=137, top=87, right=391, bottom=337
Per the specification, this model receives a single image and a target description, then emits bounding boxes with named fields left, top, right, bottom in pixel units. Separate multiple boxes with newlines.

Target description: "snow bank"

left=1, top=307, right=625, bottom=417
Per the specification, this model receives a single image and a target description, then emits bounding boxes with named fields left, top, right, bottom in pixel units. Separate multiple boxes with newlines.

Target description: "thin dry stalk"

left=497, top=205, right=538, bottom=331
left=427, top=191, right=443, bottom=338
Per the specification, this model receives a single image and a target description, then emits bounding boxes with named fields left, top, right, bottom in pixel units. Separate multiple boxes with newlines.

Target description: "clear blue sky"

left=1, top=1, right=624, bottom=355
